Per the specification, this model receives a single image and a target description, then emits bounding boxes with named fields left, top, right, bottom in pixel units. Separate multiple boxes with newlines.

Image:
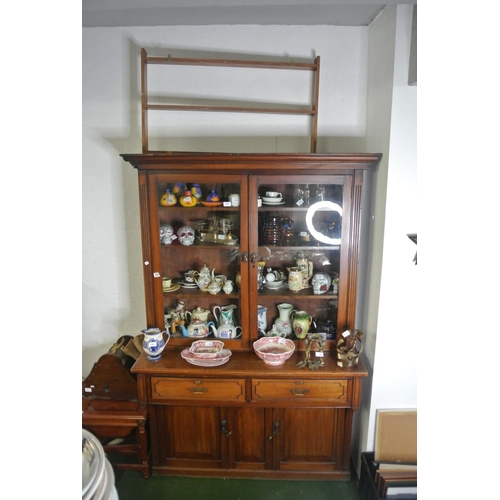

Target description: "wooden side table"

left=82, top=398, right=150, bottom=479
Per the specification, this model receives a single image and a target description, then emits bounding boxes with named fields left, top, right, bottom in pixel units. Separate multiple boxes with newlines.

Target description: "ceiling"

left=82, top=0, right=416, bottom=28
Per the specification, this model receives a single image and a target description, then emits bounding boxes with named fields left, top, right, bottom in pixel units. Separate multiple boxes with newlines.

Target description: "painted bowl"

left=253, top=337, right=295, bottom=366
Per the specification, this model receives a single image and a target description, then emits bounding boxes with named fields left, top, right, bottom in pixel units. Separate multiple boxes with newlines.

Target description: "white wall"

left=82, top=24, right=371, bottom=374
left=353, top=4, right=417, bottom=469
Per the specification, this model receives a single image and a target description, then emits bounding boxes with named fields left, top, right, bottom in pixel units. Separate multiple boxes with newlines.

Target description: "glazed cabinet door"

left=249, top=174, right=358, bottom=348
left=143, top=173, right=250, bottom=349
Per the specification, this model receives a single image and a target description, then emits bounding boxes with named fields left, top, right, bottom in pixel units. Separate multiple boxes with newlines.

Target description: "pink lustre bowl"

left=189, top=340, right=225, bottom=359
left=253, top=337, right=295, bottom=366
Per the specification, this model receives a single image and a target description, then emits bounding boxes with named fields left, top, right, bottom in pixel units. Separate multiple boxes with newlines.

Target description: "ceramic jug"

left=257, top=305, right=268, bottom=332
left=213, top=304, right=237, bottom=326
left=292, top=310, right=313, bottom=339
left=222, top=280, right=234, bottom=294
left=274, top=303, right=296, bottom=336
left=210, top=323, right=242, bottom=339
left=141, top=327, right=170, bottom=362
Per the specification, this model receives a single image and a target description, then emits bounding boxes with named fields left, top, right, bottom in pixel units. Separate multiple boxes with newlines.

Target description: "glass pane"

left=156, top=178, right=243, bottom=345
left=256, top=179, right=343, bottom=343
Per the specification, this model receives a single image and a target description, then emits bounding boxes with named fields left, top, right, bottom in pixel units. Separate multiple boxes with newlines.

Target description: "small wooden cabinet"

left=121, top=152, right=380, bottom=479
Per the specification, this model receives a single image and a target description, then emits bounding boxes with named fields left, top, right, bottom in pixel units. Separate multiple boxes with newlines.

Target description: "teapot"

left=210, top=323, right=242, bottom=339
left=196, top=264, right=215, bottom=292
left=182, top=319, right=216, bottom=338
left=189, top=307, right=211, bottom=323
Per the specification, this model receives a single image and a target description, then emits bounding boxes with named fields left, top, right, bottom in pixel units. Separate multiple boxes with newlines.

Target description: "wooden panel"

left=151, top=377, right=246, bottom=402
left=252, top=379, right=348, bottom=403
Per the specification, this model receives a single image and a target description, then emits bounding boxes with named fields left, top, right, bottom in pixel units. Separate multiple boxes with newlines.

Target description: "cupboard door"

left=249, top=174, right=354, bottom=348
left=273, top=407, right=344, bottom=472
left=155, top=405, right=226, bottom=469
left=147, top=173, right=250, bottom=349
left=227, top=407, right=270, bottom=471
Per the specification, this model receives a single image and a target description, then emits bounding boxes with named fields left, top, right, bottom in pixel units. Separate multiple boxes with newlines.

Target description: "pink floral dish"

left=253, top=337, right=295, bottom=366
left=181, top=348, right=232, bottom=367
left=189, top=340, right=225, bottom=359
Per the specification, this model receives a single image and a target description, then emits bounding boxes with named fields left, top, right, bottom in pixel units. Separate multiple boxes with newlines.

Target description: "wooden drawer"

left=251, top=379, right=348, bottom=403
left=151, top=377, right=246, bottom=402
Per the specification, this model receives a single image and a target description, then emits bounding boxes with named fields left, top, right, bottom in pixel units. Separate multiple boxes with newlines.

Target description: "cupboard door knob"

left=250, top=253, right=257, bottom=266
left=221, top=420, right=233, bottom=436
left=268, top=421, right=280, bottom=440
left=241, top=253, right=248, bottom=263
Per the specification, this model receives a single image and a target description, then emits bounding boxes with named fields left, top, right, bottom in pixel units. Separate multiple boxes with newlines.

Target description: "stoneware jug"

left=213, top=304, right=237, bottom=326
left=210, top=323, right=242, bottom=339
left=292, top=310, right=313, bottom=339
left=142, top=327, right=170, bottom=362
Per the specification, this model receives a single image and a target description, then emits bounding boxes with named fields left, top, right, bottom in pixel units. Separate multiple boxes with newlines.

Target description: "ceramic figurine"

left=160, top=189, right=177, bottom=207
left=179, top=190, right=197, bottom=207
left=206, top=189, right=220, bottom=202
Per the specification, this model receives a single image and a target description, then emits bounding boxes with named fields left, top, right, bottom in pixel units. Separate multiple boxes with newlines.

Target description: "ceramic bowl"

left=253, top=337, right=295, bottom=366
left=189, top=340, right=224, bottom=358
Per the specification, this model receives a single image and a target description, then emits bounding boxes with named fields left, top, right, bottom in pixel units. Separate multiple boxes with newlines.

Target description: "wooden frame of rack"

left=140, top=48, right=321, bottom=153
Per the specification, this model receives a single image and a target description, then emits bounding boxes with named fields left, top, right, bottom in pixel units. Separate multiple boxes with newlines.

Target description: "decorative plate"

left=181, top=348, right=232, bottom=366
left=201, top=201, right=223, bottom=207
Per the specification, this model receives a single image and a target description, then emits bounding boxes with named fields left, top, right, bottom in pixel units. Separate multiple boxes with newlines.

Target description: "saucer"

left=262, top=201, right=286, bottom=206
left=265, top=280, right=284, bottom=289
left=180, top=282, right=198, bottom=288
left=262, top=196, right=284, bottom=204
left=163, top=283, right=180, bottom=293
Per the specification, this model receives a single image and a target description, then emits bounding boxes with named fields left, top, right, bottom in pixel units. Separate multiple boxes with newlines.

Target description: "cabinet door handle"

left=221, top=419, right=233, bottom=436
left=241, top=253, right=248, bottom=263
left=250, top=253, right=257, bottom=266
left=189, top=387, right=208, bottom=394
left=290, top=389, right=309, bottom=396
left=268, top=421, right=280, bottom=441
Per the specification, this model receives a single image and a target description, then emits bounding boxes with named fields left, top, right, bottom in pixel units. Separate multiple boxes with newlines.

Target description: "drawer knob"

left=290, top=389, right=309, bottom=396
